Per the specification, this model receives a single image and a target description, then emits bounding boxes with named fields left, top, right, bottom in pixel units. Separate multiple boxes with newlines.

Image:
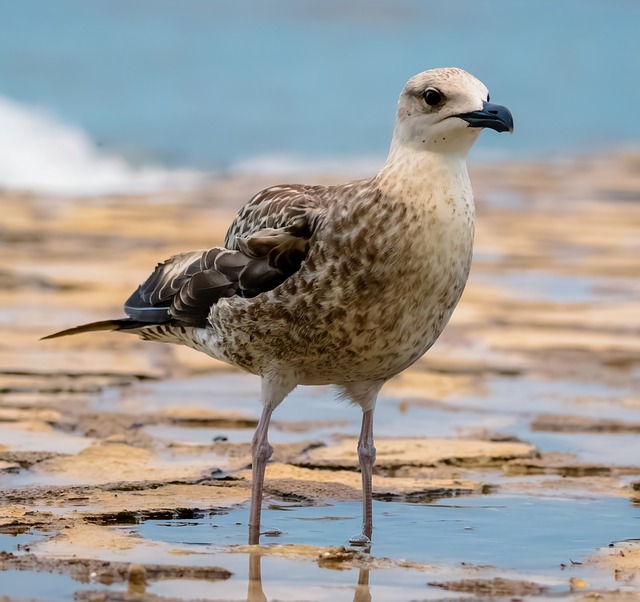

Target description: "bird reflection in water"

left=246, top=552, right=266, bottom=602
left=246, top=550, right=372, bottom=602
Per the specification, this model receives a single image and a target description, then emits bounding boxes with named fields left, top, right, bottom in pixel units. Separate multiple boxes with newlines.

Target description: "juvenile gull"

left=44, top=68, right=513, bottom=545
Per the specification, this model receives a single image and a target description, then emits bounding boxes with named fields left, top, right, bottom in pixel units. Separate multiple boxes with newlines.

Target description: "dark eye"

left=487, top=94, right=491, bottom=102
left=423, top=88, right=443, bottom=106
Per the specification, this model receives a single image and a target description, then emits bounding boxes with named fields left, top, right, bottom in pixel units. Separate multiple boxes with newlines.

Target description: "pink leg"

left=248, top=405, right=273, bottom=545
left=247, top=376, right=295, bottom=546
left=349, top=408, right=376, bottom=545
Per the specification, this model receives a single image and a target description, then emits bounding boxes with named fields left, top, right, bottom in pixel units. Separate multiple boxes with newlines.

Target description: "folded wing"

left=124, top=185, right=321, bottom=327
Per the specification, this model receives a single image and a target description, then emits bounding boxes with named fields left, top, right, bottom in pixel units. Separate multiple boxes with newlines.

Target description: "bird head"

left=394, top=67, right=513, bottom=156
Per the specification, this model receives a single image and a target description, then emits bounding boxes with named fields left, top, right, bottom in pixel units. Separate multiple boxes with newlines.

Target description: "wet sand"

left=2, top=152, right=640, bottom=600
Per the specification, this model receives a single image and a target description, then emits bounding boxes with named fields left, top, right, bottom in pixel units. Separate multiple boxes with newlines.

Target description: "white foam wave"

left=0, top=95, right=205, bottom=196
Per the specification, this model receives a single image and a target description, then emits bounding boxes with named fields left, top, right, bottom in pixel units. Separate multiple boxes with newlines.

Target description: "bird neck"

left=375, top=137, right=472, bottom=204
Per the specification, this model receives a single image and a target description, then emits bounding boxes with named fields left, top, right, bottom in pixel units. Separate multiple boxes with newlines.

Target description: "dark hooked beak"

left=457, top=101, right=514, bottom=133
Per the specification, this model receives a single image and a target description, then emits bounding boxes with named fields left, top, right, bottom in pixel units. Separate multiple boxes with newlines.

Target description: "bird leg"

left=349, top=408, right=376, bottom=545
left=248, top=405, right=274, bottom=545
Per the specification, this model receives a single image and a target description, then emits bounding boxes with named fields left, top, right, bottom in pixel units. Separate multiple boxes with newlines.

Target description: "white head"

left=393, top=67, right=513, bottom=156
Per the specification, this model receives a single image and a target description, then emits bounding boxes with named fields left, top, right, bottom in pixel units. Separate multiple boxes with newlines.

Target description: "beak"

left=457, top=101, right=514, bottom=133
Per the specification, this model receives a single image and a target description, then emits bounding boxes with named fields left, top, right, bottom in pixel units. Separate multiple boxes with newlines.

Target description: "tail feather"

left=41, top=319, right=146, bottom=340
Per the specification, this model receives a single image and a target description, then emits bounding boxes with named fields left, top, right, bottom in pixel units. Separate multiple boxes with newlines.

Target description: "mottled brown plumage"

left=44, top=68, right=513, bottom=545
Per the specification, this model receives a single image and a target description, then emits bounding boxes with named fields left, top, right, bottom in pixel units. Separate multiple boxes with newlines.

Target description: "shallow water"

left=3, top=496, right=633, bottom=600
left=132, top=496, right=640, bottom=572
left=0, top=424, right=93, bottom=455
left=0, top=530, right=41, bottom=554
left=111, top=369, right=640, bottom=468
left=147, top=564, right=433, bottom=602
left=0, top=570, right=116, bottom=602
left=478, top=272, right=638, bottom=305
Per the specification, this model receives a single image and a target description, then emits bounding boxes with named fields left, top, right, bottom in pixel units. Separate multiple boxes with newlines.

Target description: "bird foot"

left=348, top=533, right=371, bottom=546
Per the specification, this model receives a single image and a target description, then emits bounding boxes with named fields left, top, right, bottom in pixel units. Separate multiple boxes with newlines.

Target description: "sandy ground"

left=2, top=152, right=640, bottom=600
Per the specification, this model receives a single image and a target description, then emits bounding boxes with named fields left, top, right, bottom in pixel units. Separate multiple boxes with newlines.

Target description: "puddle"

left=131, top=497, right=639, bottom=569
left=530, top=432, right=640, bottom=466
left=0, top=423, right=93, bottom=455
left=145, top=422, right=342, bottom=447
left=148, top=559, right=436, bottom=602
left=443, top=376, right=640, bottom=466
left=0, top=471, right=100, bottom=490
left=478, top=272, right=636, bottom=304
left=131, top=372, right=517, bottom=447
left=0, top=570, right=119, bottom=602
left=0, top=528, right=43, bottom=554
left=89, top=495, right=640, bottom=598
left=2, top=494, right=636, bottom=601
left=456, top=376, right=636, bottom=419
left=122, top=371, right=640, bottom=472
left=94, top=373, right=269, bottom=416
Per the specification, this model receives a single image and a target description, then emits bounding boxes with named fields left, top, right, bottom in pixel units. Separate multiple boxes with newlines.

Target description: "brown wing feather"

left=124, top=185, right=325, bottom=328
left=224, top=184, right=321, bottom=246
left=138, top=250, right=208, bottom=306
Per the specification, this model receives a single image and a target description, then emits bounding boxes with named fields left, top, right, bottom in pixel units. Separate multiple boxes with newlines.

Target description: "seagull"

left=44, top=68, right=513, bottom=545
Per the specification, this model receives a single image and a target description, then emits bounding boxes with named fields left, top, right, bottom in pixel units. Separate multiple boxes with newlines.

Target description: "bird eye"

left=487, top=94, right=491, bottom=102
left=423, top=88, right=443, bottom=106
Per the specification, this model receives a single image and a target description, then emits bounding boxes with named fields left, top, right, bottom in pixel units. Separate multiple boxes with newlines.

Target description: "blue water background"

left=1, top=0, right=639, bottom=169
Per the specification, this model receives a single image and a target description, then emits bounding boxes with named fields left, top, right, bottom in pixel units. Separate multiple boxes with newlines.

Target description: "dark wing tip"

left=124, top=286, right=172, bottom=322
